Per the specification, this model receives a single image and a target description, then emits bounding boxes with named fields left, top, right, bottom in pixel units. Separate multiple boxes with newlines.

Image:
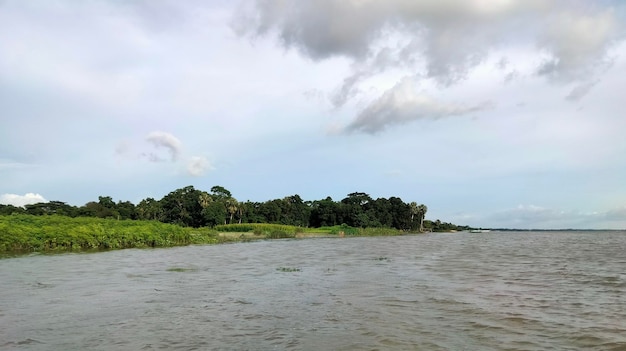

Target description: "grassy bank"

left=214, top=223, right=405, bottom=237
left=0, top=214, right=219, bottom=252
left=0, top=216, right=409, bottom=254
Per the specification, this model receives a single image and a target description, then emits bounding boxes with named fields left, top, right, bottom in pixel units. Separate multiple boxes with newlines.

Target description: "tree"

left=98, top=196, right=116, bottom=210
left=280, top=194, right=310, bottom=226
left=210, top=186, right=232, bottom=199
left=389, top=197, right=411, bottom=230
left=371, top=198, right=393, bottom=227
left=310, top=197, right=338, bottom=227
left=160, top=186, right=205, bottom=227
left=207, top=186, right=236, bottom=225
left=418, top=204, right=428, bottom=232
left=409, top=202, right=419, bottom=231
left=136, top=198, right=163, bottom=221
left=258, top=199, right=282, bottom=223
left=202, top=201, right=227, bottom=227
left=240, top=201, right=264, bottom=223
left=116, top=201, right=136, bottom=220
left=226, top=198, right=238, bottom=224
left=340, top=193, right=374, bottom=227
left=78, top=197, right=117, bottom=219
left=24, top=201, right=77, bottom=217
left=198, top=192, right=212, bottom=209
left=0, top=204, right=24, bottom=215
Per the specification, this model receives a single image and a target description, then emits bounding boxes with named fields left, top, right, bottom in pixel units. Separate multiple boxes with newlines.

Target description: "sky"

left=1, top=0, right=626, bottom=229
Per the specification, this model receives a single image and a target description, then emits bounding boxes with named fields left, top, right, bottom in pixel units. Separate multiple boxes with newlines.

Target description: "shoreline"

left=0, top=214, right=413, bottom=255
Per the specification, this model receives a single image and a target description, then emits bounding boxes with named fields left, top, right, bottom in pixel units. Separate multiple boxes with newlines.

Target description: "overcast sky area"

left=1, top=0, right=626, bottom=229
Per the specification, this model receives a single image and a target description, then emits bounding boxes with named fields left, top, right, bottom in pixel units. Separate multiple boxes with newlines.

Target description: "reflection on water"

left=1, top=231, right=625, bottom=350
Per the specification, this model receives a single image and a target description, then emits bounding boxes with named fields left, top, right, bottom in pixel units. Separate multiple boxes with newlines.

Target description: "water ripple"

left=1, top=231, right=625, bottom=350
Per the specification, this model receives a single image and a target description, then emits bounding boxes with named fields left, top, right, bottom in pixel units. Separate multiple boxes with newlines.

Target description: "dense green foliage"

left=0, top=215, right=218, bottom=252
left=0, top=186, right=451, bottom=231
left=0, top=186, right=470, bottom=253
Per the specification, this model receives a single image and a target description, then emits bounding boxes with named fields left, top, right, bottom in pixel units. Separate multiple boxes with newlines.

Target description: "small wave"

left=604, top=342, right=626, bottom=351
left=1, top=338, right=44, bottom=347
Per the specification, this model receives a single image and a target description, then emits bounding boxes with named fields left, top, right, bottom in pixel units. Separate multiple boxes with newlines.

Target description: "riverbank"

left=0, top=215, right=407, bottom=254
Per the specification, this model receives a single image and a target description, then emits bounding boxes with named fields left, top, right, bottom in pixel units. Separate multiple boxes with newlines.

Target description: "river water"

left=1, top=231, right=625, bottom=350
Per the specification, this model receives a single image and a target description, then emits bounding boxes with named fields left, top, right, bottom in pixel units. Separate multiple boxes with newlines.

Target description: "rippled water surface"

left=1, top=231, right=626, bottom=350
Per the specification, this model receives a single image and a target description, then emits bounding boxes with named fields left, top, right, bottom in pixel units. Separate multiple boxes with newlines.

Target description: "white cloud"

left=116, top=132, right=214, bottom=177
left=0, top=193, right=47, bottom=207
left=145, top=131, right=183, bottom=162
left=345, top=78, right=489, bottom=133
left=187, top=156, right=212, bottom=177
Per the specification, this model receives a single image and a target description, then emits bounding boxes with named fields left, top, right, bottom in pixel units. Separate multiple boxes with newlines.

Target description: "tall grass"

left=0, top=215, right=407, bottom=254
left=354, top=227, right=404, bottom=236
left=214, top=223, right=300, bottom=238
left=0, top=214, right=219, bottom=253
left=318, top=225, right=402, bottom=236
left=215, top=223, right=403, bottom=237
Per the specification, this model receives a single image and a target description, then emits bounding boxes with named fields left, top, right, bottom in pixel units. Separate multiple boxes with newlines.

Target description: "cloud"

left=345, top=78, right=489, bottom=134
left=236, top=0, right=625, bottom=115
left=330, top=69, right=369, bottom=108
left=537, top=10, right=618, bottom=83
left=503, top=70, right=519, bottom=83
left=565, top=81, right=598, bottom=102
left=116, top=132, right=215, bottom=176
left=233, top=0, right=388, bottom=60
left=187, top=156, right=212, bottom=177
left=145, top=131, right=182, bottom=162
left=0, top=193, right=47, bottom=207
left=481, top=204, right=626, bottom=229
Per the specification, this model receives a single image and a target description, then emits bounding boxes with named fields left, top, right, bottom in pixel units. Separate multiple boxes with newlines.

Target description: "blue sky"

left=1, top=0, right=626, bottom=229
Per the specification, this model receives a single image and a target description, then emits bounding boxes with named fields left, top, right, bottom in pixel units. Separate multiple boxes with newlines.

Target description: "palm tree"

left=418, top=204, right=428, bottom=232
left=226, top=198, right=238, bottom=224
left=198, top=192, right=212, bottom=209
left=409, top=202, right=419, bottom=221
left=409, top=202, right=419, bottom=231
left=237, top=202, right=246, bottom=224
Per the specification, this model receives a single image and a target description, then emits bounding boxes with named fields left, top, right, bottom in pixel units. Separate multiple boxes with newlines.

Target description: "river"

left=1, top=231, right=625, bottom=350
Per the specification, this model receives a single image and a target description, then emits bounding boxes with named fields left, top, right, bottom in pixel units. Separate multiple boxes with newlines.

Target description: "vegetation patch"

left=276, top=267, right=301, bottom=272
left=215, top=223, right=301, bottom=239
left=167, top=267, right=197, bottom=272
left=0, top=215, right=219, bottom=253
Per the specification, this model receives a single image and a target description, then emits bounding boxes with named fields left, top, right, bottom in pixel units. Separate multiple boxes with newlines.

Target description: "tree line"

left=0, top=185, right=467, bottom=232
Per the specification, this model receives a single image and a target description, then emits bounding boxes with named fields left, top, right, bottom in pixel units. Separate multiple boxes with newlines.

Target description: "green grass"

left=215, top=223, right=404, bottom=237
left=355, top=227, right=404, bottom=236
left=0, top=215, right=408, bottom=254
left=0, top=214, right=219, bottom=253
left=214, top=223, right=301, bottom=238
left=308, top=224, right=403, bottom=236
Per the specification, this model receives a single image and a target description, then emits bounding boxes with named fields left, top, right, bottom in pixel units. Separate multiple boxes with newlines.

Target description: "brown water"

left=1, top=231, right=625, bottom=350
